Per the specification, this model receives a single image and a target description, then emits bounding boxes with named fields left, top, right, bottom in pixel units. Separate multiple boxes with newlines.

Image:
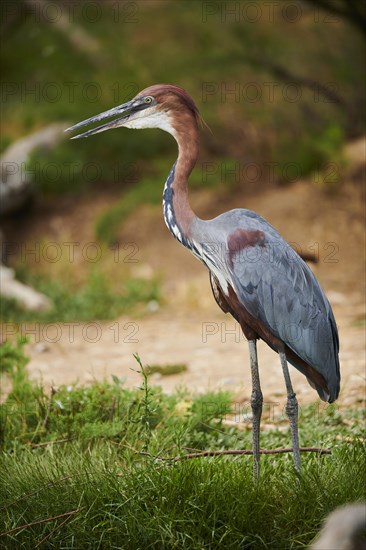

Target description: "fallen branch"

left=0, top=476, right=72, bottom=513
left=109, top=397, right=116, bottom=422
left=114, top=447, right=331, bottom=473
left=0, top=508, right=84, bottom=538
left=0, top=265, right=52, bottom=312
left=29, top=437, right=77, bottom=448
left=165, top=447, right=331, bottom=461
left=35, top=516, right=72, bottom=548
left=43, top=386, right=57, bottom=429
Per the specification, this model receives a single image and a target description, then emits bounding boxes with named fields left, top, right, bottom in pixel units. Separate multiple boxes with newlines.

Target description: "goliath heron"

left=66, top=84, right=340, bottom=475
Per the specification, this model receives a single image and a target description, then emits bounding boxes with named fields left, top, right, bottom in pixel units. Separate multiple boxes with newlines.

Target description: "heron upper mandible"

left=66, top=84, right=340, bottom=476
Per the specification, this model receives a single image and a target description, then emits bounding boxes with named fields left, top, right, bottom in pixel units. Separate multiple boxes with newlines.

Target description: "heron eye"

left=144, top=96, right=153, bottom=104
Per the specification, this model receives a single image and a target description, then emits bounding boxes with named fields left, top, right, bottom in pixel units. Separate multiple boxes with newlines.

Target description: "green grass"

left=0, top=270, right=160, bottom=322
left=144, top=363, right=188, bottom=376
left=95, top=175, right=165, bottom=244
left=1, top=340, right=365, bottom=548
left=1, top=445, right=364, bottom=548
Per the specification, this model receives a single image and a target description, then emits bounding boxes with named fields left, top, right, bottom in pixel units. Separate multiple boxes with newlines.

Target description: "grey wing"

left=229, top=236, right=340, bottom=402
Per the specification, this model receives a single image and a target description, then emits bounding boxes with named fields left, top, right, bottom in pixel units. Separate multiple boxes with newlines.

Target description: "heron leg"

left=249, top=339, right=263, bottom=478
left=279, top=351, right=301, bottom=472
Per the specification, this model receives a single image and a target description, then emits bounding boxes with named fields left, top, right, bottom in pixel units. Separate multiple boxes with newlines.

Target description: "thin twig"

left=35, top=515, right=71, bottom=548
left=109, top=397, right=116, bottom=422
left=115, top=447, right=331, bottom=474
left=0, top=508, right=84, bottom=537
left=166, top=447, right=331, bottom=461
left=29, top=437, right=76, bottom=448
left=0, top=476, right=72, bottom=512
left=139, top=446, right=330, bottom=462
left=43, top=386, right=57, bottom=429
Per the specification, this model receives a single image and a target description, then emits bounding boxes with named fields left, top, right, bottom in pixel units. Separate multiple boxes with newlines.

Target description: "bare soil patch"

left=2, top=140, right=365, bottom=410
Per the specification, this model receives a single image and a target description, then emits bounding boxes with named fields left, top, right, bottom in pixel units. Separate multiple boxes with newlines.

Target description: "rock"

left=0, top=123, right=69, bottom=215
left=34, top=342, right=49, bottom=353
left=0, top=264, right=52, bottom=311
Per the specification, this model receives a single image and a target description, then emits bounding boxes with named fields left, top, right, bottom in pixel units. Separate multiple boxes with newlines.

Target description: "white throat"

left=123, top=107, right=177, bottom=138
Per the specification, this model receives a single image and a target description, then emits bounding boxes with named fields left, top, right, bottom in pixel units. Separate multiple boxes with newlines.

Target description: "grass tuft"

left=0, top=342, right=365, bottom=547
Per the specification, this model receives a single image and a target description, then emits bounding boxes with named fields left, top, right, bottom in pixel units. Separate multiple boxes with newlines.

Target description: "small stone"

left=147, top=300, right=159, bottom=312
left=34, top=342, right=49, bottom=353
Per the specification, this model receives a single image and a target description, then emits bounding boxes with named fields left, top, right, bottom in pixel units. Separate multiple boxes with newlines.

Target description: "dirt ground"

left=2, top=139, right=366, bottom=411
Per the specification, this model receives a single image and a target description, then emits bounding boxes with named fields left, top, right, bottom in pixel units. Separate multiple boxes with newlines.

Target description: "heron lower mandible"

left=66, top=84, right=340, bottom=476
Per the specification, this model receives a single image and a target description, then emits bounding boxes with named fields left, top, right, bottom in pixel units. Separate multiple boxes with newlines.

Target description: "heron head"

left=65, top=84, right=200, bottom=140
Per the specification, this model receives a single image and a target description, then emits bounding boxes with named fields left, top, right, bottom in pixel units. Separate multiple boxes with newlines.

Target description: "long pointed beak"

left=65, top=100, right=136, bottom=139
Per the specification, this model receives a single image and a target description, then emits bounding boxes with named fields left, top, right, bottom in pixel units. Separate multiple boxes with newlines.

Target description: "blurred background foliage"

left=1, top=0, right=365, bottom=321
left=1, top=0, right=365, bottom=191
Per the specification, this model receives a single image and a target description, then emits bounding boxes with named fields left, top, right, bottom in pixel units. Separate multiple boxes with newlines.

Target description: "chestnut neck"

left=162, top=112, right=200, bottom=241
